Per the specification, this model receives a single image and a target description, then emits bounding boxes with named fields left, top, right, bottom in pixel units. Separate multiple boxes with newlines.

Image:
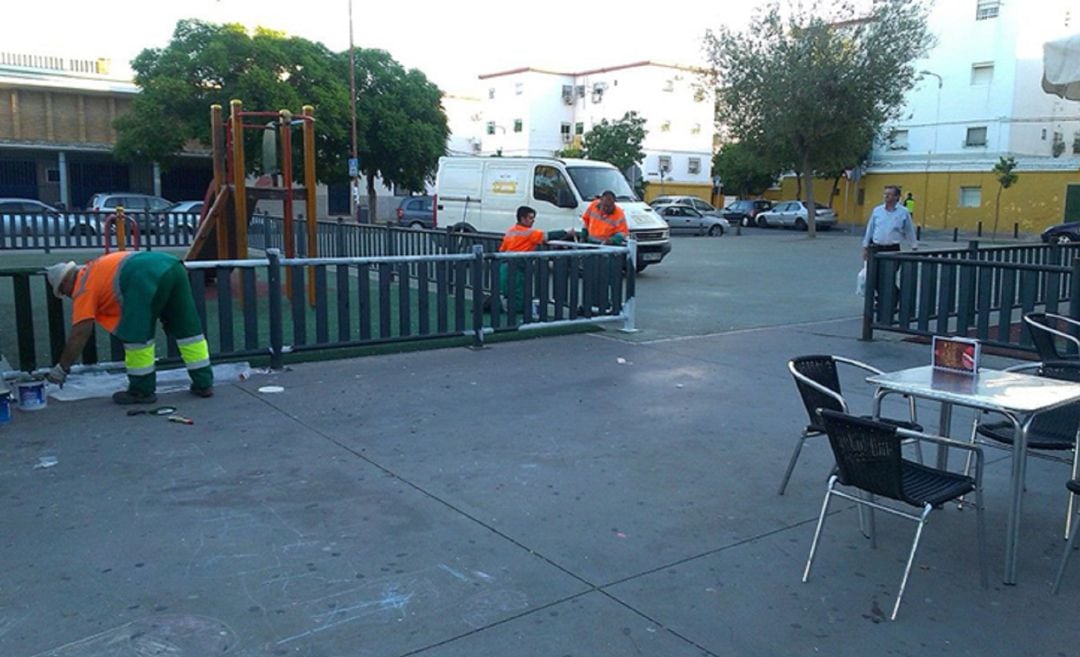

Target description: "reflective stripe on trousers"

left=177, top=334, right=211, bottom=371
left=124, top=341, right=156, bottom=376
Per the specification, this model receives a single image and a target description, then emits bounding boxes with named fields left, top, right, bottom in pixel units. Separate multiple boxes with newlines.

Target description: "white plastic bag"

left=856, top=264, right=867, bottom=297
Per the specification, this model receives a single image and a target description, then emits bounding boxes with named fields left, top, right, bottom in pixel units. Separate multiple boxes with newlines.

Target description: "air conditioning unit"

left=561, top=85, right=574, bottom=104
left=591, top=91, right=603, bottom=104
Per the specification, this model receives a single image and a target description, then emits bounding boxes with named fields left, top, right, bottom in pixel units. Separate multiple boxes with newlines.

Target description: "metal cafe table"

left=867, top=365, right=1080, bottom=584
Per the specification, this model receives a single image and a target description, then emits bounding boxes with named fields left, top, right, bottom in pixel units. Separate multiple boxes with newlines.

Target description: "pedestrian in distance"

left=862, top=185, right=918, bottom=316
left=904, top=192, right=916, bottom=222
left=581, top=190, right=629, bottom=246
left=44, top=251, right=214, bottom=404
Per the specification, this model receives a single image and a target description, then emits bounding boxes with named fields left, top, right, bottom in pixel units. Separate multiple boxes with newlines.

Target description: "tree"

left=115, top=20, right=351, bottom=184
left=991, top=156, right=1019, bottom=239
left=348, top=48, right=449, bottom=222
left=711, top=141, right=779, bottom=198
left=704, top=1, right=932, bottom=236
left=582, top=112, right=647, bottom=173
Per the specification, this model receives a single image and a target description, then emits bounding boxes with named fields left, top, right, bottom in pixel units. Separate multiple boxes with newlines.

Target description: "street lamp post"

left=919, top=69, right=943, bottom=228
left=348, top=0, right=361, bottom=222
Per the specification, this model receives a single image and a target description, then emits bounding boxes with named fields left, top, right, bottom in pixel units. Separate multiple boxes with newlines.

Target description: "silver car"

left=655, top=204, right=731, bottom=236
left=0, top=197, right=97, bottom=236
left=755, top=200, right=838, bottom=230
left=651, top=195, right=725, bottom=217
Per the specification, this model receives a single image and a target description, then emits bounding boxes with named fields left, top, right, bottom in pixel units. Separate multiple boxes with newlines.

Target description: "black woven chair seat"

left=976, top=420, right=1075, bottom=450
left=899, top=461, right=976, bottom=506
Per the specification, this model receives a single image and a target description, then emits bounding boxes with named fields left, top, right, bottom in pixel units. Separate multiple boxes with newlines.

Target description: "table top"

left=867, top=365, right=1080, bottom=415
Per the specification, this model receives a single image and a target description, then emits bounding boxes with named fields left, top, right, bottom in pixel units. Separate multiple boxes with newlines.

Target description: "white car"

left=655, top=204, right=730, bottom=236
left=157, top=201, right=204, bottom=235
left=755, top=200, right=838, bottom=230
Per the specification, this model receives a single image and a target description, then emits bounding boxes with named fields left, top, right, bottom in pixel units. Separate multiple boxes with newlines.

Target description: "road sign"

left=348, top=157, right=359, bottom=177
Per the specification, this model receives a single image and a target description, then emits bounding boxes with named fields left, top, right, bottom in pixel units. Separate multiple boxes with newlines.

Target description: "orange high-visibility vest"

left=71, top=251, right=135, bottom=333
left=500, top=224, right=546, bottom=252
left=581, top=199, right=628, bottom=242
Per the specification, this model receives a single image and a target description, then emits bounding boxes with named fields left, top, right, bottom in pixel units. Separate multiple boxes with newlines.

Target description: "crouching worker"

left=498, top=205, right=575, bottom=319
left=43, top=252, right=213, bottom=404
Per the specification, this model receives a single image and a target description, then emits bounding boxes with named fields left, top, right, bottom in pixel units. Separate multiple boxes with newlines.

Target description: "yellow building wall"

left=642, top=182, right=714, bottom=203
left=766, top=170, right=1080, bottom=234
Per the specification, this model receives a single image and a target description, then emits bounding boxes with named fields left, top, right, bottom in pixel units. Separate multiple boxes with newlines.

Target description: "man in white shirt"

left=862, top=185, right=917, bottom=260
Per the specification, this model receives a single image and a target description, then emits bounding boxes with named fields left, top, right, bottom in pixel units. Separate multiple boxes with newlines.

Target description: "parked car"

left=754, top=200, right=838, bottom=230
left=0, top=197, right=96, bottom=236
left=86, top=192, right=173, bottom=234
left=1041, top=221, right=1080, bottom=244
left=156, top=200, right=204, bottom=236
left=722, top=199, right=774, bottom=227
left=655, top=204, right=730, bottom=236
left=650, top=195, right=724, bottom=217
left=395, top=195, right=435, bottom=229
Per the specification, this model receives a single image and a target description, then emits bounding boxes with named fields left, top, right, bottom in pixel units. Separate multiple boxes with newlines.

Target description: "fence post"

left=267, top=248, right=285, bottom=370
left=621, top=241, right=638, bottom=332
left=336, top=217, right=346, bottom=258
left=1070, top=257, right=1080, bottom=322
left=861, top=252, right=875, bottom=341
left=384, top=224, right=394, bottom=257
left=471, top=245, right=485, bottom=348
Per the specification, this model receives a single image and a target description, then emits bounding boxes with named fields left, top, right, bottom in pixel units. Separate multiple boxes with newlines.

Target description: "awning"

left=1043, top=33, right=1080, bottom=99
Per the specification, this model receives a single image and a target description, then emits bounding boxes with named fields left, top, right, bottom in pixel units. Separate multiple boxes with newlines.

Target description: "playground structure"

left=187, top=100, right=318, bottom=266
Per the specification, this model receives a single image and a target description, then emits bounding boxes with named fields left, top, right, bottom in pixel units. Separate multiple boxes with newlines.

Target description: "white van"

left=435, top=156, right=671, bottom=271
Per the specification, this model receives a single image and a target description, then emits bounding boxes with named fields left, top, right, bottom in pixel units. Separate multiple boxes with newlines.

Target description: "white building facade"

left=474, top=62, right=716, bottom=200
left=860, top=0, right=1080, bottom=230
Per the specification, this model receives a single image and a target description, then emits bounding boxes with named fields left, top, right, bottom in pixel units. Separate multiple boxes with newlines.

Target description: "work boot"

left=112, top=390, right=158, bottom=405
left=189, top=384, right=214, bottom=398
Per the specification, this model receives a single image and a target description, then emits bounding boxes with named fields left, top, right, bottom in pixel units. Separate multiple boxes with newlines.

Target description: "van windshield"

left=566, top=167, right=638, bottom=203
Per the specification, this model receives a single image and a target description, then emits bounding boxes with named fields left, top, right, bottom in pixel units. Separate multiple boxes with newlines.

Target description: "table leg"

left=1004, top=415, right=1027, bottom=585
left=936, top=402, right=953, bottom=469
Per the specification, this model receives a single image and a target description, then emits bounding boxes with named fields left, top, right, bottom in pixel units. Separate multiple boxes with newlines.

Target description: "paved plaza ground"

left=3, top=228, right=1078, bottom=657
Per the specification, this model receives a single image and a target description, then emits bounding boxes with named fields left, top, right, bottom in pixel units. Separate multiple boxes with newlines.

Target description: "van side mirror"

left=557, top=189, right=578, bottom=209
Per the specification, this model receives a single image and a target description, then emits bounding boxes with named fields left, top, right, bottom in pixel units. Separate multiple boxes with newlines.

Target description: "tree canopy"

left=704, top=1, right=932, bottom=236
left=711, top=141, right=779, bottom=198
left=581, top=112, right=648, bottom=197
left=114, top=19, right=448, bottom=211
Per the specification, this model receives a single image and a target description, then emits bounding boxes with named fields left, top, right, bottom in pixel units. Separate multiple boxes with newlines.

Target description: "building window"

left=971, top=62, right=994, bottom=85
left=959, top=187, right=982, bottom=207
left=560, top=122, right=572, bottom=143
left=660, top=121, right=672, bottom=132
left=888, top=129, right=909, bottom=150
left=574, top=122, right=584, bottom=135
left=658, top=155, right=672, bottom=173
left=965, top=126, right=988, bottom=147
left=576, top=85, right=585, bottom=98
left=514, top=82, right=524, bottom=95
left=486, top=121, right=496, bottom=135
left=513, top=119, right=523, bottom=133
left=46, top=169, right=61, bottom=183
left=976, top=0, right=1000, bottom=20
left=691, top=123, right=702, bottom=134
left=488, top=88, right=495, bottom=100
left=663, top=79, right=674, bottom=92
left=688, top=158, right=701, bottom=175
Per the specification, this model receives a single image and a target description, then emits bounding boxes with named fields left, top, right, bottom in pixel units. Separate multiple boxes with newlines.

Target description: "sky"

left=7, top=0, right=760, bottom=94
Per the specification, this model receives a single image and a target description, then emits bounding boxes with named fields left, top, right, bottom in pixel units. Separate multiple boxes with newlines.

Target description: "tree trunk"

left=803, top=157, right=816, bottom=239
left=366, top=173, right=378, bottom=224
left=794, top=171, right=803, bottom=199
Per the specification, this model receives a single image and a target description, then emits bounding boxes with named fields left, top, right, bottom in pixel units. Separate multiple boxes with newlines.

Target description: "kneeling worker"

left=499, top=205, right=575, bottom=317
left=44, top=251, right=213, bottom=404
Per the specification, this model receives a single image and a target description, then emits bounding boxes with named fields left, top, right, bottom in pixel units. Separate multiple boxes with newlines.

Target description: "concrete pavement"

left=2, top=232, right=1079, bottom=657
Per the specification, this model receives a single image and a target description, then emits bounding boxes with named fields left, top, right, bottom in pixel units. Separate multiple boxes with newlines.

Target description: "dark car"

left=1041, top=221, right=1080, bottom=244
left=396, top=195, right=435, bottom=229
left=722, top=199, right=773, bottom=227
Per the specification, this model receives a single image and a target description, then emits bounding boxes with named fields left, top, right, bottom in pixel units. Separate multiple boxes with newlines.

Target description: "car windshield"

left=566, top=167, right=638, bottom=202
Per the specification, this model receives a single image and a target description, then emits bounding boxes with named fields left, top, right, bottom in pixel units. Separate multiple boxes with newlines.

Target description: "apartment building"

left=476, top=61, right=715, bottom=202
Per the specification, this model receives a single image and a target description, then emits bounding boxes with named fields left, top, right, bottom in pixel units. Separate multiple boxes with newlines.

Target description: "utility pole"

left=348, top=0, right=360, bottom=222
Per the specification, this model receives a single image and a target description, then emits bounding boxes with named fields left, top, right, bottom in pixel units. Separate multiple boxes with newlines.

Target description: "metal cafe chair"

left=803, top=409, right=987, bottom=621
left=1052, top=479, right=1080, bottom=594
left=781, top=354, right=922, bottom=495
left=963, top=361, right=1080, bottom=539
left=1024, top=312, right=1080, bottom=362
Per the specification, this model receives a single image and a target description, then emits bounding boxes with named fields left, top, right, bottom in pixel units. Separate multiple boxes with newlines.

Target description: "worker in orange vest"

left=43, top=251, right=213, bottom=404
left=581, top=190, right=629, bottom=245
left=497, top=205, right=575, bottom=319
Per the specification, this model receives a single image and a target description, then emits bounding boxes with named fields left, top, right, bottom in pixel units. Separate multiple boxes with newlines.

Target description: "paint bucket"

left=15, top=378, right=47, bottom=411
left=0, top=390, right=10, bottom=425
